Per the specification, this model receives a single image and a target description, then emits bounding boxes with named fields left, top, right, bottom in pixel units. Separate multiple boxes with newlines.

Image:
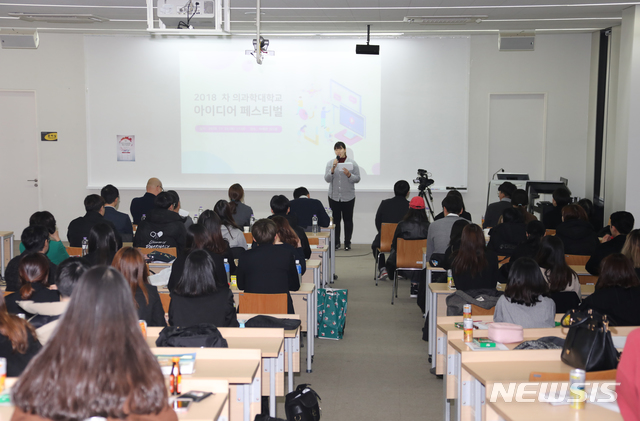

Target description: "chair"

left=136, top=247, right=177, bottom=258
left=159, top=293, right=171, bottom=314
left=497, top=256, right=511, bottom=265
left=308, top=237, right=320, bottom=246
left=375, top=223, right=397, bottom=286
left=391, top=238, right=427, bottom=304
left=545, top=229, right=556, bottom=236
left=470, top=304, right=495, bottom=315
left=548, top=291, right=581, bottom=313
left=529, top=369, right=617, bottom=382
left=243, top=232, right=253, bottom=244
left=565, top=254, right=589, bottom=266
left=238, top=293, right=288, bottom=314
left=65, top=246, right=83, bottom=256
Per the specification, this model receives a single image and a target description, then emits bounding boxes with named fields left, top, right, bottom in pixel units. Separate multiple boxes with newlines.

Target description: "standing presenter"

left=325, top=141, right=360, bottom=250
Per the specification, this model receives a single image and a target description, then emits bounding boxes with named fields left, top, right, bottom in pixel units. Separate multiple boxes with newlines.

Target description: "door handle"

left=27, top=178, right=38, bottom=187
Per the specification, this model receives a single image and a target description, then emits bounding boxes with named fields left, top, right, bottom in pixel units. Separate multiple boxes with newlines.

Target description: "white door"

left=0, top=90, right=40, bottom=236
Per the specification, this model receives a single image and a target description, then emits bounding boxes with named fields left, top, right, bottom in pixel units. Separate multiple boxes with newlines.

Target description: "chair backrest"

left=136, top=247, right=177, bottom=258
left=159, top=293, right=171, bottom=314
left=565, top=254, right=590, bottom=266
left=396, top=238, right=427, bottom=269
left=308, top=237, right=320, bottom=246
left=66, top=247, right=83, bottom=256
left=548, top=291, right=581, bottom=314
left=545, top=229, right=556, bottom=236
left=470, top=304, right=495, bottom=315
left=529, top=369, right=617, bottom=382
left=379, top=223, right=398, bottom=253
left=238, top=293, right=288, bottom=314
left=243, top=232, right=253, bottom=244
left=497, top=256, right=511, bottom=265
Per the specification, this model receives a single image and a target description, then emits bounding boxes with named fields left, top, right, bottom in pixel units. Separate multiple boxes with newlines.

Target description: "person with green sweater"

left=19, top=211, right=69, bottom=265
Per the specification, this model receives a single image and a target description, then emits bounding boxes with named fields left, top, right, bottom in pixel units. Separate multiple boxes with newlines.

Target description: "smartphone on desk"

left=179, top=391, right=213, bottom=402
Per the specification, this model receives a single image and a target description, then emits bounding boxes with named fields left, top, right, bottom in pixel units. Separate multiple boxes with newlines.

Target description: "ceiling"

left=0, top=0, right=637, bottom=37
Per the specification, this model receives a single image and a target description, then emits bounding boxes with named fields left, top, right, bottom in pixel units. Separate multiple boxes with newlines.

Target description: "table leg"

left=306, top=293, right=312, bottom=373
left=286, top=337, right=294, bottom=393
left=242, top=384, right=250, bottom=421
left=269, top=358, right=276, bottom=417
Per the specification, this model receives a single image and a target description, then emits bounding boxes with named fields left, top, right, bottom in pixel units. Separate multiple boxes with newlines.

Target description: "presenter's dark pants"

left=328, top=197, right=355, bottom=246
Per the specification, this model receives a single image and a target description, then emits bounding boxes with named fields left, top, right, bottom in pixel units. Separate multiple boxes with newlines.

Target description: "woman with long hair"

left=11, top=266, right=177, bottom=421
left=494, top=258, right=556, bottom=328
left=0, top=293, right=41, bottom=376
left=112, top=247, right=166, bottom=327
left=228, top=183, right=254, bottom=228
left=84, top=222, right=119, bottom=266
left=5, top=253, right=59, bottom=316
left=443, top=219, right=470, bottom=268
left=555, top=204, right=599, bottom=255
left=272, top=215, right=306, bottom=275
left=214, top=199, right=248, bottom=250
left=169, top=249, right=238, bottom=328
left=579, top=253, right=640, bottom=325
left=451, top=224, right=503, bottom=291
left=510, top=189, right=537, bottom=224
left=536, top=235, right=580, bottom=296
left=621, top=229, right=640, bottom=278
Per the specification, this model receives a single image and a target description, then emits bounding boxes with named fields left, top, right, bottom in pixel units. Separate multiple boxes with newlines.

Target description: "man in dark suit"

left=586, top=211, right=635, bottom=275
left=101, top=184, right=134, bottom=242
left=237, top=219, right=300, bottom=313
left=130, top=177, right=163, bottom=225
left=67, top=194, right=122, bottom=248
left=371, top=180, right=410, bottom=278
left=288, top=187, right=330, bottom=231
left=483, top=181, right=516, bottom=228
left=268, top=195, right=311, bottom=260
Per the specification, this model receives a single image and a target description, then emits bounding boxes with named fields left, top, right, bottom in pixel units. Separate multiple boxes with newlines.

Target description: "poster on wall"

left=116, top=135, right=135, bottom=161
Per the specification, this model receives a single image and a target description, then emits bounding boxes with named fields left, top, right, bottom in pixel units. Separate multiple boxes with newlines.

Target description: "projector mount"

left=244, top=0, right=275, bottom=64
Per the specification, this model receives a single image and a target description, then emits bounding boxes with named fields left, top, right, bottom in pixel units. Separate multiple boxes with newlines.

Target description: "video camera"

left=413, top=169, right=435, bottom=191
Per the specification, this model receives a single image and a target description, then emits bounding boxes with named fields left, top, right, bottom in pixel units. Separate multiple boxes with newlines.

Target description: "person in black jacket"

left=83, top=223, right=119, bottom=267
left=5, top=226, right=57, bottom=292
left=555, top=204, right=599, bottom=256
left=542, top=187, right=571, bottom=230
left=268, top=195, right=311, bottom=260
left=130, top=177, right=163, bottom=225
left=499, top=220, right=546, bottom=280
left=5, top=253, right=60, bottom=316
left=289, top=187, right=331, bottom=230
left=133, top=192, right=187, bottom=251
left=483, top=181, right=516, bottom=229
left=0, top=292, right=42, bottom=376
left=67, top=194, right=122, bottom=248
left=237, top=219, right=300, bottom=314
left=487, top=207, right=527, bottom=257
left=101, top=184, right=134, bottom=242
left=451, top=224, right=504, bottom=292
left=434, top=189, right=472, bottom=222
left=112, top=247, right=166, bottom=327
left=586, top=211, right=635, bottom=275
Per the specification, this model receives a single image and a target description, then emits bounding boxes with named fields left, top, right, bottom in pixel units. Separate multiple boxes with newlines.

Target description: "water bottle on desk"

left=312, top=214, right=319, bottom=233
left=193, top=213, right=198, bottom=224
left=249, top=214, right=256, bottom=229
left=224, top=258, right=230, bottom=285
left=81, top=237, right=88, bottom=256
left=326, top=207, right=333, bottom=224
left=296, top=260, right=302, bottom=283
left=198, top=206, right=203, bottom=216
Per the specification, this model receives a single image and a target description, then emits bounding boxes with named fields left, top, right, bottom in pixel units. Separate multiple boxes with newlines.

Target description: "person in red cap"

left=385, top=196, right=430, bottom=299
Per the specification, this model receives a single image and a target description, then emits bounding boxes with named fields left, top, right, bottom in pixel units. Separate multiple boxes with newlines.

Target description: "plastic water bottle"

left=141, top=214, right=146, bottom=221
left=81, top=237, right=88, bottom=256
left=312, top=214, right=319, bottom=233
left=326, top=207, right=333, bottom=223
left=198, top=206, right=203, bottom=216
left=296, top=260, right=302, bottom=283
left=224, top=258, right=230, bottom=285
left=249, top=214, right=256, bottom=229
left=447, top=269, right=455, bottom=290
left=193, top=213, right=198, bottom=224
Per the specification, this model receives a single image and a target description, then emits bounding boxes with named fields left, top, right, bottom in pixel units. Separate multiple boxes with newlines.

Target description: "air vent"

left=403, top=16, right=487, bottom=25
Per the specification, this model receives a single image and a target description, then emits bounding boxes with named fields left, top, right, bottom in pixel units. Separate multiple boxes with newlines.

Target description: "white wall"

left=0, top=32, right=593, bottom=244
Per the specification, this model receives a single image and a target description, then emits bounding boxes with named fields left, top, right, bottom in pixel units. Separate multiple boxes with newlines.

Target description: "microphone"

left=492, top=168, right=504, bottom=180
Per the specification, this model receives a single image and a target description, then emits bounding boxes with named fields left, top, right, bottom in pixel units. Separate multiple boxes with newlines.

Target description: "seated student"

left=5, top=253, right=60, bottom=316
left=450, top=224, right=503, bottom=292
left=67, top=194, right=122, bottom=248
left=542, top=187, right=571, bottom=230
left=214, top=199, right=248, bottom=250
left=101, top=184, right=134, bottom=242
left=166, top=190, right=194, bottom=229
left=442, top=219, right=470, bottom=269
left=83, top=223, right=119, bottom=266
left=272, top=215, right=306, bottom=275
left=510, top=189, right=537, bottom=224
left=19, top=211, right=69, bottom=265
left=11, top=266, right=178, bottom=421
left=18, top=257, right=89, bottom=345
left=622, top=229, right=640, bottom=278
left=536, top=236, right=581, bottom=310
left=169, top=249, right=238, bottom=328
left=228, top=183, right=254, bottom=228
left=555, top=204, right=599, bottom=256
left=578, top=198, right=603, bottom=232
left=494, top=258, right=556, bottom=328
left=499, top=220, right=546, bottom=280
left=586, top=211, right=635, bottom=275
left=237, top=219, right=300, bottom=314
left=288, top=186, right=331, bottom=230
left=130, top=177, right=163, bottom=225
left=434, top=189, right=472, bottom=222
left=371, top=180, right=411, bottom=278
left=487, top=207, right=527, bottom=257
left=268, top=195, right=311, bottom=260
left=386, top=197, right=430, bottom=298
left=579, top=253, right=640, bottom=326
left=112, top=247, right=166, bottom=327
left=5, top=225, right=57, bottom=292
left=0, top=292, right=42, bottom=377
left=426, top=194, right=469, bottom=263
left=133, top=191, right=187, bottom=251
left=483, top=181, right=516, bottom=229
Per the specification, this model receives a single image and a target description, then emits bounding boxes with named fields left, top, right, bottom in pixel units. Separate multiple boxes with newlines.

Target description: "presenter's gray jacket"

left=324, top=157, right=360, bottom=202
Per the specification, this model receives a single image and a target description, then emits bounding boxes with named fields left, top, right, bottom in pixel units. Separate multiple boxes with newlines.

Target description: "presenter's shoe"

left=335, top=243, right=341, bottom=250
left=344, top=243, right=351, bottom=251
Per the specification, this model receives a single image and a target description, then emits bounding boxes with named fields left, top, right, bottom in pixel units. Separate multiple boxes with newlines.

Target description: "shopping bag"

left=317, top=288, right=348, bottom=340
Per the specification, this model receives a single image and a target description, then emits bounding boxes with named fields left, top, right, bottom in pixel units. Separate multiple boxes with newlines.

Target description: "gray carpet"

left=278, top=244, right=443, bottom=420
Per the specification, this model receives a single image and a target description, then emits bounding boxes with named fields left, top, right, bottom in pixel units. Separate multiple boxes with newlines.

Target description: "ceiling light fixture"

left=404, top=16, right=488, bottom=25
left=8, top=12, right=109, bottom=23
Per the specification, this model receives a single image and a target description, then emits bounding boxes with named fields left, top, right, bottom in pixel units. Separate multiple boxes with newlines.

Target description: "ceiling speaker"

left=0, top=30, right=39, bottom=49
left=499, top=32, right=534, bottom=51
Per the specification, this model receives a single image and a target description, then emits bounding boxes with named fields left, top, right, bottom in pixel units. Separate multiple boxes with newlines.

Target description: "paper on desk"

left=474, top=322, right=490, bottom=330
left=149, top=267, right=172, bottom=286
left=310, top=245, right=318, bottom=249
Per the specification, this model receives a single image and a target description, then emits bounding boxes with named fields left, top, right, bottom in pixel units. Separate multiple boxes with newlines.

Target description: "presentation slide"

left=179, top=51, right=381, bottom=175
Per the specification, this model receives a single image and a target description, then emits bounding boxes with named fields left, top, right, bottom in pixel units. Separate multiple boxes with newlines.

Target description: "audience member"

left=0, top=292, right=41, bottom=377
left=510, top=189, right=537, bottom=224
left=133, top=191, right=187, bottom=250
left=622, top=229, right=640, bottom=278
left=616, top=327, right=640, bottom=421
left=450, top=224, right=503, bottom=292
left=586, top=211, right=635, bottom=275
left=5, top=253, right=59, bottom=316
left=536, top=235, right=581, bottom=297
left=166, top=190, right=194, bottom=228
left=371, top=180, right=410, bottom=278
left=434, top=190, right=472, bottom=221
left=112, top=247, right=166, bottom=327
left=426, top=194, right=469, bottom=262
left=487, top=207, right=527, bottom=257
left=442, top=219, right=470, bottom=269
left=483, top=181, right=516, bottom=229
left=214, top=199, right=248, bottom=250
left=228, top=183, right=254, bottom=228
left=169, top=249, right=238, bottom=328
left=11, top=266, right=178, bottom=421
left=555, top=204, right=598, bottom=255
left=269, top=195, right=311, bottom=260
left=5, top=225, right=57, bottom=292
left=130, top=177, right=163, bottom=225
left=67, top=194, right=122, bottom=248
left=578, top=197, right=603, bottom=232
left=542, top=187, right=571, bottom=229
left=289, top=186, right=330, bottom=230
left=272, top=215, right=306, bottom=275
left=494, top=258, right=555, bottom=328
left=237, top=219, right=300, bottom=314
left=84, top=223, right=119, bottom=266
left=19, top=211, right=69, bottom=265
left=499, top=220, right=546, bottom=280
left=101, top=184, right=134, bottom=242
left=580, top=253, right=640, bottom=325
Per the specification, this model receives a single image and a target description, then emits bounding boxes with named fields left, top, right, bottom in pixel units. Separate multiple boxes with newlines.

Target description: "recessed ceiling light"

left=8, top=12, right=109, bottom=23
left=404, top=16, right=488, bottom=25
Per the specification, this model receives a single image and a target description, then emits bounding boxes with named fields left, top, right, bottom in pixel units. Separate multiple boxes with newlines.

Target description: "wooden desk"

left=486, top=397, right=621, bottom=421
left=309, top=244, right=330, bottom=288
left=302, top=259, right=321, bottom=291
left=320, top=224, right=335, bottom=283
left=0, top=231, right=14, bottom=279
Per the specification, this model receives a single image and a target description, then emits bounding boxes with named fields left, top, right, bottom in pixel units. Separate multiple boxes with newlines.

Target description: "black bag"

left=284, top=384, right=321, bottom=421
left=560, top=309, right=620, bottom=371
left=245, top=315, right=301, bottom=330
left=155, top=324, right=228, bottom=348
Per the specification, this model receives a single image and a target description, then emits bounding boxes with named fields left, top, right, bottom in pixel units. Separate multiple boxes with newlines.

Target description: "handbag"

left=155, top=324, right=228, bottom=348
left=284, top=384, right=321, bottom=421
left=560, top=309, right=620, bottom=371
left=488, top=322, right=524, bottom=343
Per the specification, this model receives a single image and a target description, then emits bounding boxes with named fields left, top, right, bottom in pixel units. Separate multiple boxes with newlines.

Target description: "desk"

left=309, top=244, right=330, bottom=288
left=0, top=231, right=14, bottom=279
left=320, top=224, right=335, bottom=282
left=302, top=259, right=321, bottom=291
left=486, top=397, right=621, bottom=421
